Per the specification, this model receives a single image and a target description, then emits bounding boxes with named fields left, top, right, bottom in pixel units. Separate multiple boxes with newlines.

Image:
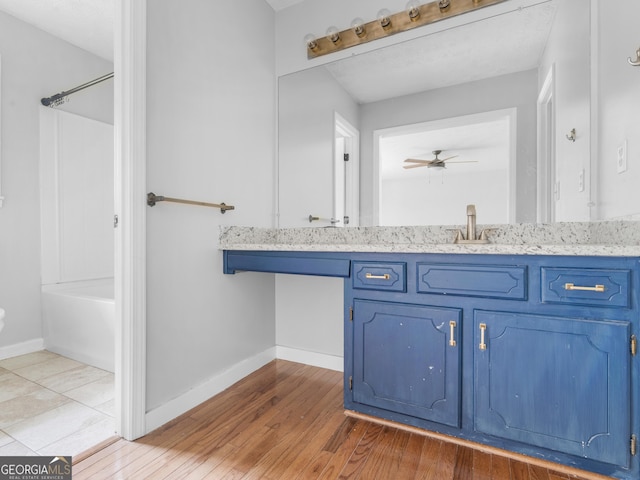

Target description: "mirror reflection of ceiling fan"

left=403, top=150, right=477, bottom=169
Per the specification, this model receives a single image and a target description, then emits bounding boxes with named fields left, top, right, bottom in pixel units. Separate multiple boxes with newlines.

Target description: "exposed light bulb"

left=326, top=26, right=340, bottom=43
left=438, top=0, right=451, bottom=11
left=351, top=17, right=366, bottom=37
left=377, top=9, right=392, bottom=29
left=304, top=33, right=318, bottom=50
left=406, top=0, right=421, bottom=21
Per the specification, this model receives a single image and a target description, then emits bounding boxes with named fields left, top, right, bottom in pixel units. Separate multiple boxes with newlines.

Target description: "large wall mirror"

left=278, top=0, right=602, bottom=228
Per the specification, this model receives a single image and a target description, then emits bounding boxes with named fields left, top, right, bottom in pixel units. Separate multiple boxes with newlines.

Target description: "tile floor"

left=0, top=350, right=115, bottom=458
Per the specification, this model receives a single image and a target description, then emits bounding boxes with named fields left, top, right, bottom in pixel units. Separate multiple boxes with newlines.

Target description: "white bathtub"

left=42, top=278, right=114, bottom=372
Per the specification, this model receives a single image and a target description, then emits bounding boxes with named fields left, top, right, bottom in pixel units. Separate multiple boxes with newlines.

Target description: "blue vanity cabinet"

left=342, top=253, right=639, bottom=479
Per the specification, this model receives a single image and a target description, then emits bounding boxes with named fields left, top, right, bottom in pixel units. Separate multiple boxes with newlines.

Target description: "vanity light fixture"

left=305, top=0, right=508, bottom=59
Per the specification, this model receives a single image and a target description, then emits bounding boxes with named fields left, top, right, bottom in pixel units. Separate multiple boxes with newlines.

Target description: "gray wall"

left=278, top=65, right=360, bottom=227
left=538, top=0, right=591, bottom=222
left=596, top=0, right=640, bottom=220
left=145, top=0, right=277, bottom=412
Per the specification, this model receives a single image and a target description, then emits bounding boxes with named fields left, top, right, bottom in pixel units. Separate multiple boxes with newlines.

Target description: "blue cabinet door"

left=474, top=310, right=631, bottom=467
left=352, top=299, right=461, bottom=427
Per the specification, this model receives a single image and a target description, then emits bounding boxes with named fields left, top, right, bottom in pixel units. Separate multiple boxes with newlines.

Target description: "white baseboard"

left=0, top=338, right=45, bottom=361
left=144, top=347, right=277, bottom=434
left=144, top=346, right=344, bottom=435
left=276, top=346, right=343, bottom=372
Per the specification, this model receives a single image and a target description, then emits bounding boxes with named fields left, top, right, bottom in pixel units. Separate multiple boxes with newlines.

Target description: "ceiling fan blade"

left=403, top=163, right=430, bottom=169
left=403, top=153, right=475, bottom=170
left=403, top=158, right=432, bottom=164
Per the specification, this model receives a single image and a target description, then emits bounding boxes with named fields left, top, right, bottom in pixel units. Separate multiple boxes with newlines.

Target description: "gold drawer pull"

left=479, top=323, right=487, bottom=351
left=449, top=321, right=457, bottom=347
left=365, top=273, right=390, bottom=280
left=564, top=283, right=605, bottom=292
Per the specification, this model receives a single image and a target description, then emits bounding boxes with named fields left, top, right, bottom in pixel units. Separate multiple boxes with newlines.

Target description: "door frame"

left=334, top=112, right=360, bottom=227
left=114, top=0, right=147, bottom=441
left=537, top=65, right=556, bottom=223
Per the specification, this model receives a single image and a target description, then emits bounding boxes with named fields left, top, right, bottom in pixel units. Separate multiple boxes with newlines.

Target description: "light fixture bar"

left=307, top=0, right=508, bottom=59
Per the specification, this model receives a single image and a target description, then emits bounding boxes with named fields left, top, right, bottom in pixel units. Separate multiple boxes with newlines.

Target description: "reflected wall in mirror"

left=363, top=66, right=539, bottom=226
left=278, top=0, right=602, bottom=228
left=279, top=66, right=360, bottom=227
left=375, top=109, right=516, bottom=226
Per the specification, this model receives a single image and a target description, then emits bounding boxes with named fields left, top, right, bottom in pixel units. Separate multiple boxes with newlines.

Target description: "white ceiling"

left=265, top=0, right=305, bottom=11
left=0, top=0, right=114, bottom=61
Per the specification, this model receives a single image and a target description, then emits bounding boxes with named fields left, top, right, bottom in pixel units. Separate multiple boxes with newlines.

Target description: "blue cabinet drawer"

left=352, top=262, right=406, bottom=292
left=417, top=263, right=527, bottom=300
left=541, top=267, right=631, bottom=308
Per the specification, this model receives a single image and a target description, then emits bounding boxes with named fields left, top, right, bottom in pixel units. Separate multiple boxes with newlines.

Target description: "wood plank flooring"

left=72, top=360, right=611, bottom=479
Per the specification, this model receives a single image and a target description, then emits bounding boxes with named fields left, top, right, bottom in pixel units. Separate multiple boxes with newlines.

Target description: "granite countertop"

left=219, top=221, right=640, bottom=257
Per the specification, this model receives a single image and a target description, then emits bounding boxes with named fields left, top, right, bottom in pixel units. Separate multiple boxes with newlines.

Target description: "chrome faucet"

left=453, top=204, right=491, bottom=244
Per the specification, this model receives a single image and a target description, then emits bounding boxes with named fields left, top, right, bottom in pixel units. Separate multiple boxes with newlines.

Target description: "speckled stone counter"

left=219, top=221, right=640, bottom=256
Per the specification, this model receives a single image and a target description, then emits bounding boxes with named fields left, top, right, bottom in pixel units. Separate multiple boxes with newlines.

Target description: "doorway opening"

left=373, top=109, right=517, bottom=226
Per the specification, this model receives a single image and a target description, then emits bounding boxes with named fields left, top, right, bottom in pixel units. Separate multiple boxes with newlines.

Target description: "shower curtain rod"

left=41, top=72, right=114, bottom=107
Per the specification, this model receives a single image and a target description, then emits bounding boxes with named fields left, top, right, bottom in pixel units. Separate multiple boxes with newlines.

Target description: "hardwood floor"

left=72, top=360, right=611, bottom=479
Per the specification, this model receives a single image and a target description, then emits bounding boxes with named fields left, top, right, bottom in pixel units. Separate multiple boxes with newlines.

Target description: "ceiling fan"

left=403, top=150, right=475, bottom=169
